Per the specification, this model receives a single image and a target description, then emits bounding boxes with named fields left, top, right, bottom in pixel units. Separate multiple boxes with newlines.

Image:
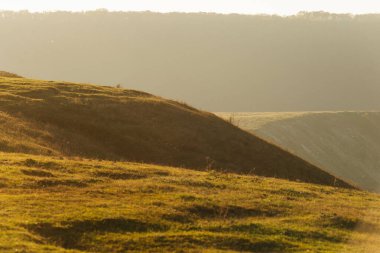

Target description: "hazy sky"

left=1, top=0, right=380, bottom=15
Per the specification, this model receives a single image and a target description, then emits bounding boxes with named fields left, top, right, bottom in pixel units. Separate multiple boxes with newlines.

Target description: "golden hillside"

left=0, top=75, right=352, bottom=188
left=0, top=153, right=378, bottom=252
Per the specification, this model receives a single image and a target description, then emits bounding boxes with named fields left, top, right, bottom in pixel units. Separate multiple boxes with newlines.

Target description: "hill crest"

left=0, top=71, right=22, bottom=78
left=0, top=75, right=353, bottom=188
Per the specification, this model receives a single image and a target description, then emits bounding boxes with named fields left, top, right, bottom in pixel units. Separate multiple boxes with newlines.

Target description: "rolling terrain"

left=0, top=73, right=373, bottom=252
left=0, top=73, right=352, bottom=188
left=0, top=152, right=379, bottom=253
left=217, top=112, right=380, bottom=191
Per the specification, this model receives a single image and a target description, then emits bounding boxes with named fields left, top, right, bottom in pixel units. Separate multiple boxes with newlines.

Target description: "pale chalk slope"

left=217, top=112, right=380, bottom=192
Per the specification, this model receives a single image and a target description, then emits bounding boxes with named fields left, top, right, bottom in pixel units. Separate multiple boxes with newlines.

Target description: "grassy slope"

left=0, top=76, right=352, bottom=188
left=0, top=152, right=379, bottom=253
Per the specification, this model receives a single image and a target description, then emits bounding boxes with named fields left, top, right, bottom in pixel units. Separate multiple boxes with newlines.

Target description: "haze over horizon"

left=2, top=11, right=380, bottom=112
left=1, top=0, right=380, bottom=15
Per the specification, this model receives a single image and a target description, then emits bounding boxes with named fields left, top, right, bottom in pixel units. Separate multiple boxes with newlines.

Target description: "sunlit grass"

left=0, top=152, right=379, bottom=252
left=0, top=75, right=351, bottom=188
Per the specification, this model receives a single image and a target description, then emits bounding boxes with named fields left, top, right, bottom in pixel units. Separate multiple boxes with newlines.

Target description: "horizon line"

left=1, top=9, right=380, bottom=17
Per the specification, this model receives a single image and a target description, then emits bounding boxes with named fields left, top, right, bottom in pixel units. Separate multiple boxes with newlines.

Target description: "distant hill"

left=0, top=75, right=352, bottom=188
left=1, top=11, right=380, bottom=112
left=217, top=112, right=380, bottom=191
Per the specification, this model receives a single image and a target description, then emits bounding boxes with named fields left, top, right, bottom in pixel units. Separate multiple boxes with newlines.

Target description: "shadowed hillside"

left=217, top=112, right=380, bottom=191
left=1, top=11, right=380, bottom=111
left=0, top=75, right=352, bottom=188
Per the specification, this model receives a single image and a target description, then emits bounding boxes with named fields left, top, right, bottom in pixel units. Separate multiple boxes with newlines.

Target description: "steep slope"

left=0, top=75, right=352, bottom=188
left=217, top=112, right=380, bottom=191
left=0, top=153, right=378, bottom=253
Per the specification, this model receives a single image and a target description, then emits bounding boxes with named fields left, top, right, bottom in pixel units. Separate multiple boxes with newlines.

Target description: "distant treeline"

left=1, top=11, right=380, bottom=111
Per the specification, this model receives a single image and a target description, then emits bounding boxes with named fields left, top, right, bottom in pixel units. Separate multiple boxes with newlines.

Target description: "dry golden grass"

left=0, top=76, right=352, bottom=188
left=0, top=75, right=376, bottom=252
left=0, top=152, right=378, bottom=252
